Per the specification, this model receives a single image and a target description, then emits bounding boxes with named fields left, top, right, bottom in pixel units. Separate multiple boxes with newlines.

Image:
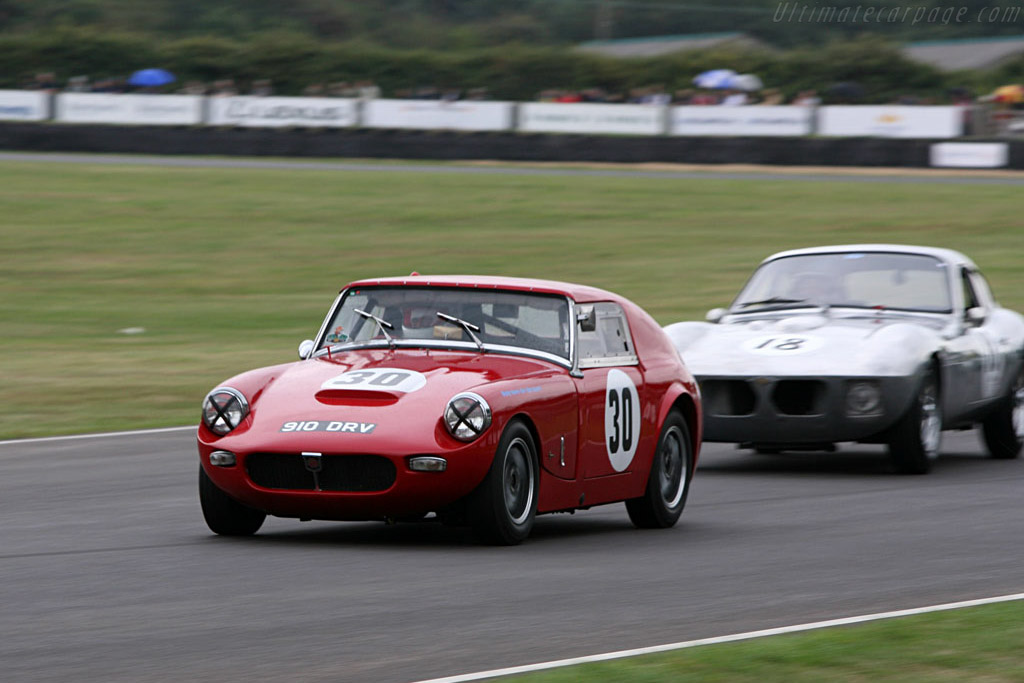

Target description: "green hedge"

left=0, top=28, right=1000, bottom=102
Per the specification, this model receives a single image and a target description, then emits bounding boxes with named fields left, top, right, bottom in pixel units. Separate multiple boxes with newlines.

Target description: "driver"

left=401, top=306, right=436, bottom=339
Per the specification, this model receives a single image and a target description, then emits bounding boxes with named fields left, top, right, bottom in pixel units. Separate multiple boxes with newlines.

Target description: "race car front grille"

left=701, top=379, right=757, bottom=416
left=771, top=380, right=826, bottom=416
left=246, top=453, right=397, bottom=492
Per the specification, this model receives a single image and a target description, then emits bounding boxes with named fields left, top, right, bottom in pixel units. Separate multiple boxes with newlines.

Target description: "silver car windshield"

left=320, top=286, right=571, bottom=360
left=733, top=252, right=953, bottom=314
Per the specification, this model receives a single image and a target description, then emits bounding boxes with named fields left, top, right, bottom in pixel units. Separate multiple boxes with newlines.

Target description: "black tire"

left=199, top=465, right=266, bottom=536
left=626, top=411, right=693, bottom=529
left=468, top=421, right=539, bottom=545
left=888, top=368, right=942, bottom=475
left=981, top=365, right=1024, bottom=460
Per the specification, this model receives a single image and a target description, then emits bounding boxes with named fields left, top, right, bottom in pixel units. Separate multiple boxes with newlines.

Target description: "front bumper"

left=697, top=375, right=917, bottom=445
left=198, top=439, right=494, bottom=521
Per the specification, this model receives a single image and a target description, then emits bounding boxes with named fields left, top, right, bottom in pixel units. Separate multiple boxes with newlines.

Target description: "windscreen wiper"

left=736, top=297, right=808, bottom=309
left=355, top=308, right=395, bottom=348
left=437, top=312, right=484, bottom=350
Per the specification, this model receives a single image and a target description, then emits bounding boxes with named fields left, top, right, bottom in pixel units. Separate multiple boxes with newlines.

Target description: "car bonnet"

left=682, top=313, right=944, bottom=377
left=226, top=348, right=560, bottom=452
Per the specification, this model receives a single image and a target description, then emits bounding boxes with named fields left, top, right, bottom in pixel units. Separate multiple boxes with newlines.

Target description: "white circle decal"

left=605, top=369, right=642, bottom=472
left=321, top=368, right=427, bottom=393
left=742, top=335, right=823, bottom=356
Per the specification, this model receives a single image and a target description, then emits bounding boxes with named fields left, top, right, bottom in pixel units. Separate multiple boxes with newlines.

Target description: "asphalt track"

left=2, top=428, right=1022, bottom=683
left=3, top=151, right=1024, bottom=185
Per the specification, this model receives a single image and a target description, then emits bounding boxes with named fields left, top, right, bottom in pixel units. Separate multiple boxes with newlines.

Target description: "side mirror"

left=965, top=307, right=986, bottom=327
left=577, top=305, right=596, bottom=332
left=298, top=339, right=315, bottom=359
left=706, top=307, right=727, bottom=323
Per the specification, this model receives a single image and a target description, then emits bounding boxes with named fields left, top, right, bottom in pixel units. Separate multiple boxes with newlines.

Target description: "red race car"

left=198, top=275, right=702, bottom=544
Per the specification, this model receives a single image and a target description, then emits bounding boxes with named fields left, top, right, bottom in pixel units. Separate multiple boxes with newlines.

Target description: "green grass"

left=1, top=159, right=1022, bottom=438
left=505, top=600, right=1024, bottom=682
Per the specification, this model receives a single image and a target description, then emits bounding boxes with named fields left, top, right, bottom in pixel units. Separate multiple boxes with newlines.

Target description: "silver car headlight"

left=846, top=381, right=882, bottom=417
left=444, top=392, right=492, bottom=441
left=202, top=387, right=249, bottom=435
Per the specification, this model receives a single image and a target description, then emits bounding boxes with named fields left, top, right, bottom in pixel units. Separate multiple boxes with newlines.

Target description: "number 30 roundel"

left=605, top=369, right=642, bottom=472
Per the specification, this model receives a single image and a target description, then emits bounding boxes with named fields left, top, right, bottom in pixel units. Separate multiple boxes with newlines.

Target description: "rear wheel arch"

left=669, top=392, right=701, bottom=459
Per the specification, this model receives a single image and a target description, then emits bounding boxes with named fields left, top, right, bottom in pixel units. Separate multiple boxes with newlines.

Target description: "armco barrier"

left=2, top=122, right=1022, bottom=168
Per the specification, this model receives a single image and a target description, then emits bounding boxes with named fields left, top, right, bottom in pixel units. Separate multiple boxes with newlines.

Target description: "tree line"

left=3, top=28, right=1022, bottom=104
left=3, top=0, right=1024, bottom=48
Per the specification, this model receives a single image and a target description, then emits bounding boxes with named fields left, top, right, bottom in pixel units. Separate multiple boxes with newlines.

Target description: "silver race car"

left=665, top=244, right=1024, bottom=473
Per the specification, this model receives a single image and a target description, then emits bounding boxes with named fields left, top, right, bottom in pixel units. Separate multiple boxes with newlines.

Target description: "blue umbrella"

left=128, top=68, right=176, bottom=87
left=693, top=69, right=737, bottom=89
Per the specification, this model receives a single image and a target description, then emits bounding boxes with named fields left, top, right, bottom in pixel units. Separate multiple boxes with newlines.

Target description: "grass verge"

left=1, top=158, right=1021, bottom=437
left=505, top=599, right=1024, bottom=682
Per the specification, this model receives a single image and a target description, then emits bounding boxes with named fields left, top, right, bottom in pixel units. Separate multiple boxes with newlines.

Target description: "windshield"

left=732, top=252, right=953, bottom=314
left=320, top=286, right=571, bottom=361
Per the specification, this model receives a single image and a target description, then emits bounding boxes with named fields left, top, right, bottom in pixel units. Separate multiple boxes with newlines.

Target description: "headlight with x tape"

left=443, top=392, right=492, bottom=441
left=202, top=387, right=249, bottom=436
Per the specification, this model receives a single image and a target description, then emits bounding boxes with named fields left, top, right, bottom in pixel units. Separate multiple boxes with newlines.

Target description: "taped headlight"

left=202, top=387, right=249, bottom=435
left=846, top=381, right=882, bottom=416
left=444, top=392, right=491, bottom=441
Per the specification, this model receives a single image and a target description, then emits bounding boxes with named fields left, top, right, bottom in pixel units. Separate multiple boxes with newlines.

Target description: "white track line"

left=413, top=592, right=1024, bottom=683
left=0, top=425, right=195, bottom=446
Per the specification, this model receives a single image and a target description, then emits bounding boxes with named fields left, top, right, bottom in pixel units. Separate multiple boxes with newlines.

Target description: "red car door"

left=572, top=303, right=647, bottom=484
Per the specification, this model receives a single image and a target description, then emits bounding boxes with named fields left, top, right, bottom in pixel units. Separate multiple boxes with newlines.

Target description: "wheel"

left=981, top=364, right=1024, bottom=459
left=626, top=411, right=693, bottom=529
left=468, top=421, right=538, bottom=545
left=888, top=369, right=942, bottom=474
left=199, top=465, right=266, bottom=536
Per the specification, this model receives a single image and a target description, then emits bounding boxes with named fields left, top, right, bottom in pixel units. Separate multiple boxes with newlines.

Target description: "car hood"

left=666, top=312, right=947, bottom=377
left=218, top=348, right=561, bottom=453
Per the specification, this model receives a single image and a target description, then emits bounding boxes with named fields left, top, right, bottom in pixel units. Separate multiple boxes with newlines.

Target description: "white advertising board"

left=208, top=96, right=357, bottom=128
left=0, top=90, right=50, bottom=121
left=670, top=105, right=812, bottom=136
left=930, top=142, right=1009, bottom=168
left=56, top=93, right=203, bottom=125
left=818, top=106, right=963, bottom=138
left=518, top=103, right=664, bottom=135
left=363, top=99, right=513, bottom=131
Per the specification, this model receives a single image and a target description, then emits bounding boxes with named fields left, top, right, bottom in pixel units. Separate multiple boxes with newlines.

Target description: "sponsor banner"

left=518, top=103, right=664, bottom=136
left=0, top=90, right=49, bottom=121
left=363, top=99, right=513, bottom=131
left=930, top=142, right=1009, bottom=168
left=56, top=93, right=203, bottom=125
left=670, top=105, right=812, bottom=137
left=818, top=105, right=963, bottom=139
left=208, top=96, right=357, bottom=128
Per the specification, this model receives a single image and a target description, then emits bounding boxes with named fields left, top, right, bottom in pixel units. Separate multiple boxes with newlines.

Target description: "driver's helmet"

left=402, top=306, right=436, bottom=339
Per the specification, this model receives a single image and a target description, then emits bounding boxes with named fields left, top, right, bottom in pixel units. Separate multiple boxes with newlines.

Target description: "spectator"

left=759, top=88, right=784, bottom=105
left=178, top=80, right=208, bottom=96
left=325, top=82, right=348, bottom=97
left=720, top=89, right=749, bottom=106
left=28, top=72, right=59, bottom=92
left=793, top=90, right=821, bottom=106
left=673, top=89, right=694, bottom=104
left=356, top=80, right=380, bottom=100
left=66, top=75, right=90, bottom=92
left=211, top=79, right=237, bottom=96
left=689, top=90, right=719, bottom=105
left=250, top=79, right=273, bottom=96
